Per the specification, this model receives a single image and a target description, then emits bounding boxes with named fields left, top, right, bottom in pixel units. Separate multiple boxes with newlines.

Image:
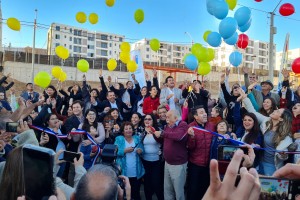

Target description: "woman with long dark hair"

left=44, top=85, right=63, bottom=113
left=259, top=97, right=277, bottom=117
left=239, top=88, right=293, bottom=176
left=141, top=114, right=164, bottom=200
left=143, top=86, right=160, bottom=115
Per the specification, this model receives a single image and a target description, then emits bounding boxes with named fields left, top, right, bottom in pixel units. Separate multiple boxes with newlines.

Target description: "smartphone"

left=217, top=145, right=248, bottom=161
left=149, top=126, right=156, bottom=133
left=62, top=151, right=81, bottom=163
left=22, top=144, right=56, bottom=199
left=235, top=176, right=300, bottom=200
left=6, top=122, right=19, bottom=132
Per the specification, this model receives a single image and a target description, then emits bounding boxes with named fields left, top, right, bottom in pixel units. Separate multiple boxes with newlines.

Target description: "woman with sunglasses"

left=115, top=122, right=145, bottom=200
left=141, top=114, right=164, bottom=200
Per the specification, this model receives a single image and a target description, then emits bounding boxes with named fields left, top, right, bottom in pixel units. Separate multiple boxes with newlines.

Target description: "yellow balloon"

left=76, top=12, right=87, bottom=23
left=107, top=59, right=117, bottom=71
left=127, top=60, right=138, bottom=72
left=34, top=71, right=52, bottom=88
left=120, top=52, right=130, bottom=64
left=58, top=72, right=67, bottom=82
left=7, top=18, right=21, bottom=31
left=225, top=0, right=237, bottom=10
left=150, top=39, right=160, bottom=51
left=51, top=66, right=63, bottom=79
left=55, top=46, right=69, bottom=60
left=134, top=9, right=144, bottom=24
left=106, top=0, right=115, bottom=7
left=77, top=59, right=89, bottom=72
left=198, top=62, right=211, bottom=76
left=120, top=42, right=131, bottom=52
left=89, top=13, right=99, bottom=24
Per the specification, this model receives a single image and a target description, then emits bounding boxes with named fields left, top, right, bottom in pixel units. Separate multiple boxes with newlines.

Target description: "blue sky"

left=2, top=0, right=300, bottom=51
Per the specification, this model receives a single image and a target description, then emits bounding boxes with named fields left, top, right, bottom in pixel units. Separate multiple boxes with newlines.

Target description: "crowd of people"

left=1, top=67, right=300, bottom=200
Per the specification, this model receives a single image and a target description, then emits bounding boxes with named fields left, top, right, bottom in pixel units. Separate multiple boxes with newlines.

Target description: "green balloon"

left=198, top=62, right=211, bottom=75
left=35, top=71, right=51, bottom=88
left=203, top=30, right=212, bottom=42
left=77, top=59, right=90, bottom=72
left=197, top=47, right=208, bottom=62
left=150, top=38, right=160, bottom=51
left=203, top=48, right=215, bottom=62
left=134, top=9, right=144, bottom=24
left=191, top=43, right=202, bottom=59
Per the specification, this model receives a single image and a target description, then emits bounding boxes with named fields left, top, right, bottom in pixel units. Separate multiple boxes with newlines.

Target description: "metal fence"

left=2, top=50, right=279, bottom=76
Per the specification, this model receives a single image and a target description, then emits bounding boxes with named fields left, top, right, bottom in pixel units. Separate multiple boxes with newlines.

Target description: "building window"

left=101, top=43, right=108, bottom=48
left=146, top=48, right=149, bottom=52
left=55, top=43, right=60, bottom=47
left=101, top=35, right=108, bottom=40
left=74, top=30, right=82, bottom=36
left=74, top=38, right=82, bottom=45
left=55, top=34, right=60, bottom=39
left=73, top=46, right=81, bottom=53
left=70, top=28, right=72, bottom=33
left=109, top=51, right=112, bottom=55
left=64, top=35, right=67, bottom=39
left=88, top=36, right=94, bottom=41
left=64, top=44, right=66, bottom=47
left=119, top=38, right=123, bottom=42
left=146, top=55, right=149, bottom=58
left=147, top=41, right=149, bottom=45
left=69, top=37, right=72, bottom=41
left=88, top=45, right=94, bottom=49
left=69, top=45, right=72, bottom=49
left=55, top=26, right=60, bottom=31
left=88, top=53, right=94, bottom=57
left=110, top=35, right=112, bottom=40
left=101, top=50, right=108, bottom=56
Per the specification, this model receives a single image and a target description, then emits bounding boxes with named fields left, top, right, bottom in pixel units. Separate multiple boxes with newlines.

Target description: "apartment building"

left=47, top=23, right=125, bottom=59
left=131, top=39, right=191, bottom=64
left=276, top=48, right=300, bottom=70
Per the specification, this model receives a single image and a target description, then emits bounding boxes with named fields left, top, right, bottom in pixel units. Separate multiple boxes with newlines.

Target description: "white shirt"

left=110, top=101, right=118, bottom=109
left=168, top=87, right=176, bottom=110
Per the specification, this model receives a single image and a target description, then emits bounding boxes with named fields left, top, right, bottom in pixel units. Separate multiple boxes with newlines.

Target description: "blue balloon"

left=207, top=32, right=222, bottom=47
left=219, top=17, right=238, bottom=39
left=224, top=32, right=238, bottom=45
left=229, top=51, right=243, bottom=67
left=213, top=0, right=229, bottom=20
left=184, top=54, right=198, bottom=70
left=238, top=18, right=252, bottom=32
left=234, top=7, right=251, bottom=27
left=206, top=0, right=223, bottom=16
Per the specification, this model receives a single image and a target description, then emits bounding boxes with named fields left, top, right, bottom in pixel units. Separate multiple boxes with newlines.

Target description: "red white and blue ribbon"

left=29, top=124, right=68, bottom=139
left=193, top=127, right=300, bottom=154
left=69, top=129, right=101, bottom=166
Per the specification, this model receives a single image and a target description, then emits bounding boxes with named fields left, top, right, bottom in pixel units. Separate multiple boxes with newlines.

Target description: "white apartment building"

left=47, top=23, right=125, bottom=59
left=131, top=39, right=191, bottom=64
left=276, top=48, right=300, bottom=71
left=214, top=40, right=276, bottom=70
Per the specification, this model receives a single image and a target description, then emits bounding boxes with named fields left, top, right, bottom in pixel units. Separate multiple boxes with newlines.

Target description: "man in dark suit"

left=20, top=83, right=40, bottom=103
left=62, top=100, right=85, bottom=186
left=99, top=91, right=131, bottom=121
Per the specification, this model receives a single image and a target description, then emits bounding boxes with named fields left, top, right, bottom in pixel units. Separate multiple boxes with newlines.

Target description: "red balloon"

left=236, top=34, right=249, bottom=49
left=279, top=3, right=295, bottom=16
left=292, top=57, right=300, bottom=74
left=255, top=0, right=262, bottom=2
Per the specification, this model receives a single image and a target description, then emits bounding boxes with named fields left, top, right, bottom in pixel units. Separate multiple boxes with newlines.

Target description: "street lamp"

left=268, top=0, right=283, bottom=82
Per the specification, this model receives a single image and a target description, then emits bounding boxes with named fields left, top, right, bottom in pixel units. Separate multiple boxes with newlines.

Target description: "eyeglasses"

left=144, top=118, right=153, bottom=121
left=158, top=111, right=167, bottom=114
left=87, top=113, right=96, bottom=116
left=50, top=118, right=58, bottom=120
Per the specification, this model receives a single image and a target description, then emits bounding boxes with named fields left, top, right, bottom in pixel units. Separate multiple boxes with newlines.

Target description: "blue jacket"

left=210, top=133, right=232, bottom=160
left=114, top=135, right=145, bottom=179
left=80, top=144, right=94, bottom=170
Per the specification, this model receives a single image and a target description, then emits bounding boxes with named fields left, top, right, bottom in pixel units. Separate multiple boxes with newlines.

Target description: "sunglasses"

left=144, top=118, right=153, bottom=121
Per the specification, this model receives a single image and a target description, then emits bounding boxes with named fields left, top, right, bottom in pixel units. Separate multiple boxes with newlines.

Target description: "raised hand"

left=108, top=76, right=112, bottom=82
left=236, top=88, right=247, bottom=102
left=99, top=69, right=103, bottom=77
left=220, top=74, right=226, bottom=84
left=281, top=68, right=290, bottom=80
left=153, top=69, right=157, bottom=78
left=145, top=72, right=150, bottom=81
left=225, top=67, right=230, bottom=76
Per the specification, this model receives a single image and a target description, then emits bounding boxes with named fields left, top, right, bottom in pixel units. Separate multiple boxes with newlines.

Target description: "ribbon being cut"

left=29, top=125, right=102, bottom=165
left=192, top=127, right=300, bottom=154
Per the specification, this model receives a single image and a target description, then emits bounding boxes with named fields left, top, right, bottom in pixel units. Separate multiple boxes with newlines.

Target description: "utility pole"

left=31, top=9, right=37, bottom=83
left=268, top=0, right=283, bottom=83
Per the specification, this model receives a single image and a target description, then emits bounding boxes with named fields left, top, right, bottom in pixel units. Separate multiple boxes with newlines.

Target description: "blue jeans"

left=261, top=161, right=276, bottom=176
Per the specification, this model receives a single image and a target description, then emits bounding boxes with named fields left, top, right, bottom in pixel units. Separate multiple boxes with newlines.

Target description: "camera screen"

left=222, top=146, right=239, bottom=161
left=259, top=178, right=289, bottom=200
